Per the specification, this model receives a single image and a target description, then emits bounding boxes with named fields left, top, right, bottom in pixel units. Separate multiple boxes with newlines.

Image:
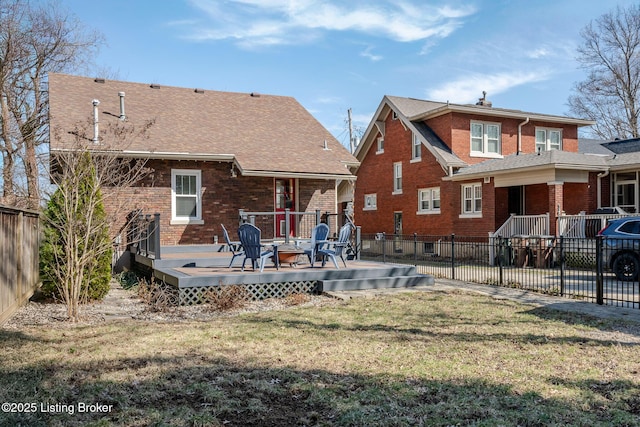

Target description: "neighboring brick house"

left=353, top=94, right=607, bottom=237
left=48, top=73, right=358, bottom=247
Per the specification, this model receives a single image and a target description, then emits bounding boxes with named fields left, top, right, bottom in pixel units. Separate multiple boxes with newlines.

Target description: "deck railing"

left=239, top=208, right=342, bottom=242
left=557, top=213, right=631, bottom=238
left=1, top=205, right=40, bottom=325
left=129, top=212, right=161, bottom=259
left=491, top=213, right=550, bottom=239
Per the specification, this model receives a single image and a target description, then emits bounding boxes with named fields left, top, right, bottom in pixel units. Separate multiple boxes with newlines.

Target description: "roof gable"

left=48, top=73, right=358, bottom=178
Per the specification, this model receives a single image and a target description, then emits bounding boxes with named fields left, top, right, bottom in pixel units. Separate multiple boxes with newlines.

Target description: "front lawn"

left=1, top=291, right=639, bottom=426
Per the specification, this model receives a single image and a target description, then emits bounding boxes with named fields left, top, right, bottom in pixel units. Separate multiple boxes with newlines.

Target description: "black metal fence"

left=360, top=233, right=640, bottom=309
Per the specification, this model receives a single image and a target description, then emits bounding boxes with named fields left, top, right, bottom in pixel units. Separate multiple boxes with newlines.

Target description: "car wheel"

left=612, top=252, right=640, bottom=282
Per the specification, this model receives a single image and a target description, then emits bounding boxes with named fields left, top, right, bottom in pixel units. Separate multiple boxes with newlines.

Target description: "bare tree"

left=42, top=118, right=153, bottom=322
left=568, top=5, right=640, bottom=140
left=0, top=0, right=102, bottom=208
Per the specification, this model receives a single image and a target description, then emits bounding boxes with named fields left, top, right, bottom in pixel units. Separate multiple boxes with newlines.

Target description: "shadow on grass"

left=524, top=305, right=640, bottom=341
left=1, top=353, right=638, bottom=427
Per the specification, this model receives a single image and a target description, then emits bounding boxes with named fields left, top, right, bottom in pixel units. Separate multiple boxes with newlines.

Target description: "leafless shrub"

left=203, top=285, right=250, bottom=311
left=284, top=292, right=311, bottom=306
left=137, top=278, right=179, bottom=312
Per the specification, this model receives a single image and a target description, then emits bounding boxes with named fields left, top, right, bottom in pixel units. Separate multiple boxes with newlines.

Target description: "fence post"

left=284, top=208, right=290, bottom=244
left=154, top=213, right=161, bottom=260
left=596, top=235, right=604, bottom=305
left=413, top=233, right=418, bottom=266
left=498, top=237, right=503, bottom=285
left=382, top=232, right=386, bottom=263
left=559, top=235, right=565, bottom=296
left=249, top=215, right=255, bottom=225
left=356, top=226, right=361, bottom=260
left=451, top=234, right=455, bottom=280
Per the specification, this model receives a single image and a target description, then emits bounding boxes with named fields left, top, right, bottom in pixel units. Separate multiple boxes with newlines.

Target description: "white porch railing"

left=557, top=213, right=631, bottom=237
left=490, top=213, right=550, bottom=239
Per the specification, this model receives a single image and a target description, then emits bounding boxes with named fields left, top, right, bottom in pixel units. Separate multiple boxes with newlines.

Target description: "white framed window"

left=535, top=128, right=562, bottom=152
left=393, top=162, right=402, bottom=194
left=418, top=187, right=440, bottom=214
left=470, top=121, right=501, bottom=157
left=461, top=183, right=482, bottom=217
left=376, top=136, right=384, bottom=154
left=412, top=132, right=421, bottom=161
left=171, top=169, right=203, bottom=224
left=364, top=193, right=377, bottom=210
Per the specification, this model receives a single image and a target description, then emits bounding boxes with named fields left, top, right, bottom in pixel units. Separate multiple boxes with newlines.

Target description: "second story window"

left=393, top=162, right=402, bottom=194
left=536, top=128, right=562, bottom=152
left=376, top=136, right=384, bottom=153
left=364, top=193, right=377, bottom=210
left=412, top=133, right=421, bottom=161
left=470, top=121, right=501, bottom=157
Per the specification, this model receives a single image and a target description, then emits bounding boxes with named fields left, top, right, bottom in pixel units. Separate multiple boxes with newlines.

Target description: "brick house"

left=353, top=94, right=609, bottom=237
left=48, top=73, right=358, bottom=247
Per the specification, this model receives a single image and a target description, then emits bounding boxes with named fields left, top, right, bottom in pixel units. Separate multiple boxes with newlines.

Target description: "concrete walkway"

left=326, top=278, right=640, bottom=325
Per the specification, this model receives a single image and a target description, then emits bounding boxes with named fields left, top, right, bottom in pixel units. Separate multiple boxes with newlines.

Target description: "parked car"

left=597, top=216, right=640, bottom=281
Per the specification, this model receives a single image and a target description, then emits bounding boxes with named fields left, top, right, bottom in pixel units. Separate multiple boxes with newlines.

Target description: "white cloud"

left=182, top=0, right=476, bottom=47
left=427, top=70, right=553, bottom=103
left=360, top=46, right=383, bottom=61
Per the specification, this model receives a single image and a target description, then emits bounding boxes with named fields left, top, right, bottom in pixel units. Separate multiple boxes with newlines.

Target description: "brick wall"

left=103, top=159, right=338, bottom=246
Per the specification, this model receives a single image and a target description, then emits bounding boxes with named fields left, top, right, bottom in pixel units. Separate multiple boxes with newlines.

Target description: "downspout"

left=517, top=117, right=530, bottom=154
left=597, top=169, right=609, bottom=209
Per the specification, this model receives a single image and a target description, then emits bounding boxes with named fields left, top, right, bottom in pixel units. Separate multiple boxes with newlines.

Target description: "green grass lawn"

left=1, top=290, right=639, bottom=426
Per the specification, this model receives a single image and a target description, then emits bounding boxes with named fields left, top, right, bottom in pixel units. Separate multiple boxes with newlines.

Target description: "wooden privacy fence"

left=0, top=205, right=40, bottom=325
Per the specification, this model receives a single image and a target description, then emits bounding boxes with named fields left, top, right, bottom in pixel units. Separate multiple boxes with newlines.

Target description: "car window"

left=618, top=220, right=640, bottom=235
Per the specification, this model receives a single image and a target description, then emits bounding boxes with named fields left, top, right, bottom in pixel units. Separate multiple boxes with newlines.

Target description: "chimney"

left=476, top=91, right=492, bottom=107
left=118, top=92, right=126, bottom=120
left=92, top=99, right=100, bottom=143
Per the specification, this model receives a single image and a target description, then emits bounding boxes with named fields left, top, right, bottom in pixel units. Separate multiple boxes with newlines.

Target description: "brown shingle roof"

left=48, top=73, right=357, bottom=178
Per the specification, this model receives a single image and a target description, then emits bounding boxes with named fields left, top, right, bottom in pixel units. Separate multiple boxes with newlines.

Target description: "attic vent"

left=150, top=84, right=160, bottom=89
left=94, top=78, right=105, bottom=83
left=250, top=92, right=260, bottom=97
left=194, top=88, right=204, bottom=94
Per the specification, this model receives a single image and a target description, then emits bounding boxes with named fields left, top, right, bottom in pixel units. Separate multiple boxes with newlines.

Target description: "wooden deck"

left=133, top=245, right=434, bottom=304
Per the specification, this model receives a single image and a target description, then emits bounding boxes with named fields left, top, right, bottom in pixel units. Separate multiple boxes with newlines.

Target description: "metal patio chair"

left=237, top=223, right=277, bottom=272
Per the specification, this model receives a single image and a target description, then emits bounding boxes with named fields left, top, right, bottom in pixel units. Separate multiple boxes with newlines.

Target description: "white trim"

left=417, top=187, right=441, bottom=214
left=171, top=169, right=202, bottom=224
left=363, top=193, right=377, bottom=210
left=461, top=182, right=482, bottom=216
left=470, top=121, right=501, bottom=156
left=535, top=127, right=563, bottom=152
left=393, top=161, right=402, bottom=193
left=412, top=132, right=422, bottom=160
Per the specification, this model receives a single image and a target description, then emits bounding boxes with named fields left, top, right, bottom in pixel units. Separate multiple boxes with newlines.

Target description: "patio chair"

left=304, top=223, right=330, bottom=267
left=237, top=223, right=277, bottom=272
left=318, top=223, right=352, bottom=268
left=220, top=224, right=243, bottom=268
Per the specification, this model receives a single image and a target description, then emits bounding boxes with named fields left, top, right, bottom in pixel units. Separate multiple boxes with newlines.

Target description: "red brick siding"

left=103, top=160, right=337, bottom=246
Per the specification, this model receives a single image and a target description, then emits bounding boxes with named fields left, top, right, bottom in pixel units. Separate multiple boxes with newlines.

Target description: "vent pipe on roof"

left=118, top=92, right=126, bottom=120
left=250, top=92, right=260, bottom=97
left=476, top=91, right=492, bottom=107
left=92, top=99, right=100, bottom=143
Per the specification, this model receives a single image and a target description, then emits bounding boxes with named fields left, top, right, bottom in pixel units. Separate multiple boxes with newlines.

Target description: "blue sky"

left=60, top=0, right=634, bottom=149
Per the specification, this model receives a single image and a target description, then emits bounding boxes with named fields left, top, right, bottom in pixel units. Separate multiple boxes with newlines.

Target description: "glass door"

left=275, top=178, right=295, bottom=238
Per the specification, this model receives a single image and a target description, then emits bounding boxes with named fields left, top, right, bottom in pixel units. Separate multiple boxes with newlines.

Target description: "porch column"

left=547, top=181, right=564, bottom=236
